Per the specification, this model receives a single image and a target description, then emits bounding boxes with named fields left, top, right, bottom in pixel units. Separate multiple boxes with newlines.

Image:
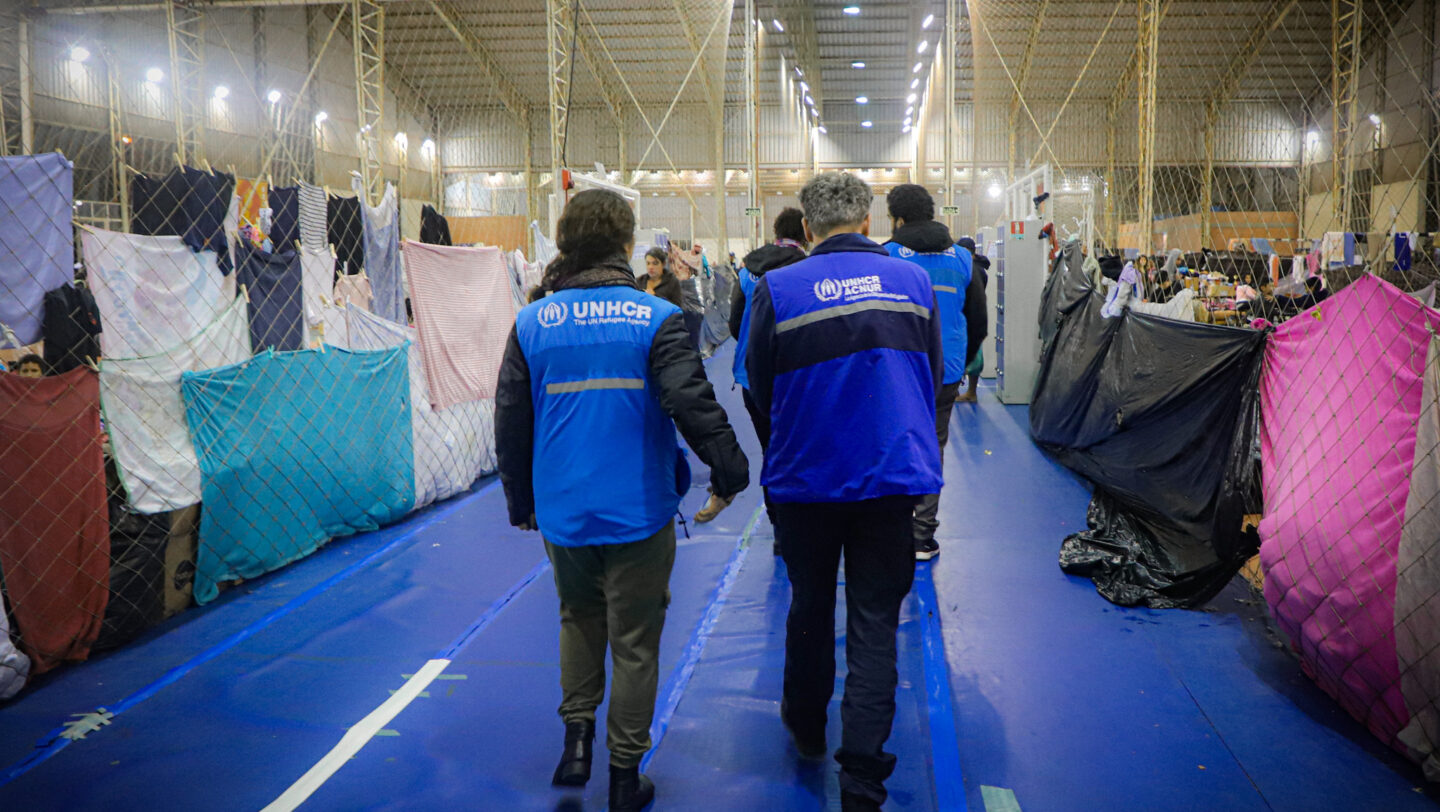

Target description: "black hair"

left=644, top=247, right=668, bottom=267
left=886, top=184, right=934, bottom=223
left=15, top=354, right=43, bottom=371
left=541, top=189, right=636, bottom=288
left=773, top=207, right=806, bottom=243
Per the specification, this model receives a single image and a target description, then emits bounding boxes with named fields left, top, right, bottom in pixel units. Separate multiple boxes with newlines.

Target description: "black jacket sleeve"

left=728, top=280, right=747, bottom=339
left=929, top=291, right=945, bottom=392
left=745, top=277, right=777, bottom=419
left=494, top=325, right=536, bottom=526
left=963, top=268, right=988, bottom=367
left=649, top=313, right=750, bottom=498
left=654, top=275, right=685, bottom=309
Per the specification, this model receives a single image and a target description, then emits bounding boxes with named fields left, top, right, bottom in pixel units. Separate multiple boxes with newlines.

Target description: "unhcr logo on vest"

left=814, top=278, right=844, bottom=302
left=538, top=300, right=568, bottom=328
left=569, top=298, right=654, bottom=326
left=814, top=275, right=885, bottom=303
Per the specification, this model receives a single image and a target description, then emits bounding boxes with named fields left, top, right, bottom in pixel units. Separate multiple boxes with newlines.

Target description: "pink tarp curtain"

left=1260, top=274, right=1440, bottom=749
left=402, top=241, right=516, bottom=409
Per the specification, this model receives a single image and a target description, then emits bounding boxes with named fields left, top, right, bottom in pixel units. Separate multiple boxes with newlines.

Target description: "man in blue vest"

left=496, top=190, right=749, bottom=811
left=706, top=207, right=808, bottom=538
left=747, top=173, right=942, bottom=812
left=883, top=184, right=980, bottom=560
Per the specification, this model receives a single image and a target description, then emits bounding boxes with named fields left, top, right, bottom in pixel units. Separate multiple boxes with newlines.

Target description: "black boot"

left=608, top=764, right=655, bottom=811
left=551, top=719, right=594, bottom=787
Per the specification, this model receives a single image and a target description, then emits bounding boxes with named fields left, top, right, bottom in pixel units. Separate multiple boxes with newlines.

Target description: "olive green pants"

left=545, top=521, right=676, bottom=768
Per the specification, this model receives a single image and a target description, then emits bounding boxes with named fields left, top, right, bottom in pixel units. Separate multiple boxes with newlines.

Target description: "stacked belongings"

left=1031, top=239, right=1269, bottom=608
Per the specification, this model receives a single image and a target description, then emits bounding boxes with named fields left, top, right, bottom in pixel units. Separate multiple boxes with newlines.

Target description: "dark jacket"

left=728, top=243, right=808, bottom=338
left=496, top=262, right=748, bottom=531
left=965, top=253, right=990, bottom=367
left=640, top=270, right=685, bottom=309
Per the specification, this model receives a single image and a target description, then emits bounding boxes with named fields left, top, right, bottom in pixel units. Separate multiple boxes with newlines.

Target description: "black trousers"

left=774, top=496, right=917, bottom=804
left=740, top=387, right=774, bottom=524
left=913, top=380, right=961, bottom=544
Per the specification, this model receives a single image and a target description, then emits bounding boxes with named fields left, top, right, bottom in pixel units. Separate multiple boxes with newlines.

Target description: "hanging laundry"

left=82, top=228, right=233, bottom=359
left=300, top=248, right=335, bottom=346
left=268, top=185, right=301, bottom=254
left=420, top=204, right=453, bottom=245
left=180, top=345, right=414, bottom=604
left=402, top=241, right=518, bottom=408
left=223, top=190, right=240, bottom=270
left=182, top=165, right=235, bottom=273
left=356, top=181, right=406, bottom=324
left=1307, top=249, right=1321, bottom=276
left=316, top=301, right=350, bottom=349
left=94, top=456, right=169, bottom=650
left=0, top=591, right=29, bottom=700
left=100, top=296, right=250, bottom=514
left=42, top=283, right=103, bottom=374
left=235, top=243, right=304, bottom=352
left=347, top=305, right=494, bottom=508
left=327, top=193, right=366, bottom=275
left=334, top=272, right=373, bottom=312
left=297, top=181, right=328, bottom=253
left=531, top=220, right=559, bottom=266
left=129, top=171, right=182, bottom=236
left=0, top=367, right=110, bottom=673
left=0, top=152, right=74, bottom=346
left=1396, top=232, right=1415, bottom=272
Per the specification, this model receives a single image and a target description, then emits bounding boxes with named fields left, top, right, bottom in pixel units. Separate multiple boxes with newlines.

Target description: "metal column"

left=546, top=0, right=573, bottom=226
left=746, top=0, right=760, bottom=246
left=102, top=43, right=130, bottom=227
left=1332, top=0, right=1362, bottom=231
left=944, top=0, right=957, bottom=233
left=352, top=0, right=385, bottom=205
left=19, top=18, right=34, bottom=154
left=1135, top=0, right=1160, bottom=254
left=165, top=0, right=204, bottom=165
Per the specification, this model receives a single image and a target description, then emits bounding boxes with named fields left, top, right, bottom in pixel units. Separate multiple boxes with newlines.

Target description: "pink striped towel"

left=402, top=241, right=517, bottom=408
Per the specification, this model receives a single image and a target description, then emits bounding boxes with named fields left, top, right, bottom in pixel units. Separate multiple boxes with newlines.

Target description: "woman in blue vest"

left=495, top=190, right=749, bottom=812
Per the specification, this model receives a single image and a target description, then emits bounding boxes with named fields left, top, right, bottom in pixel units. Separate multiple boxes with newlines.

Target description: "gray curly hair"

left=798, top=172, right=873, bottom=238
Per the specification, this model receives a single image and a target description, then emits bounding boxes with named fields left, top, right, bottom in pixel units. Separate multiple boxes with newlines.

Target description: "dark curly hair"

left=886, top=183, right=934, bottom=224
left=773, top=207, right=806, bottom=243
left=541, top=189, right=636, bottom=288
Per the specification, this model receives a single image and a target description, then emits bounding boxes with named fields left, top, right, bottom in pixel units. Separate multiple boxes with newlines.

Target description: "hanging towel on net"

left=355, top=180, right=406, bottom=324
left=0, top=367, right=109, bottom=673
left=300, top=247, right=335, bottom=345
left=0, top=152, right=74, bottom=346
left=236, top=243, right=304, bottom=352
left=82, top=227, right=233, bottom=359
left=297, top=181, right=329, bottom=253
left=327, top=193, right=366, bottom=275
left=268, top=185, right=301, bottom=254
left=334, top=272, right=373, bottom=313
left=402, top=241, right=518, bottom=408
left=1396, top=232, right=1415, bottom=272
left=100, top=296, right=251, bottom=514
left=180, top=345, right=414, bottom=604
left=347, top=304, right=494, bottom=508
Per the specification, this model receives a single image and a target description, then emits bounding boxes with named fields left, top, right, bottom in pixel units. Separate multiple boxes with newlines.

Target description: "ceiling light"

left=819, top=125, right=828, bottom=133
left=911, top=78, right=920, bottom=89
left=1369, top=113, right=1382, bottom=126
left=772, top=19, right=784, bottom=32
left=988, top=184, right=1002, bottom=199
left=903, top=125, right=911, bottom=134
left=805, top=94, right=814, bottom=106
left=394, top=131, right=408, bottom=149
left=923, top=14, right=935, bottom=29
left=120, top=135, right=132, bottom=145
left=213, top=85, right=229, bottom=100
left=913, top=62, right=923, bottom=73
left=795, top=66, right=803, bottom=77
left=811, top=108, right=819, bottom=118
left=907, top=93, right=917, bottom=104
left=917, top=41, right=929, bottom=54
left=69, top=46, right=90, bottom=63
left=800, top=81, right=809, bottom=92
left=422, top=138, right=435, bottom=154
left=1306, top=129, right=1320, bottom=143
left=856, top=96, right=868, bottom=104
left=314, top=110, right=328, bottom=124
left=861, top=120, right=873, bottom=128
left=267, top=89, right=282, bottom=103
left=843, top=6, right=861, bottom=15
left=905, top=105, right=914, bottom=116
left=851, top=61, right=866, bottom=69
left=145, top=67, right=164, bottom=83
left=904, top=116, right=912, bottom=125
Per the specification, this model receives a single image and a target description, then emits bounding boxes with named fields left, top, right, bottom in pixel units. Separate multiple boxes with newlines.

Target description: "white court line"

left=262, top=658, right=451, bottom=812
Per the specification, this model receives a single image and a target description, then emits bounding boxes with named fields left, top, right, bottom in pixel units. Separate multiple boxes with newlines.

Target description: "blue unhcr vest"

left=515, top=286, right=688, bottom=546
left=884, top=242, right=971, bottom=384
left=732, top=267, right=760, bottom=390
left=762, top=239, right=943, bottom=503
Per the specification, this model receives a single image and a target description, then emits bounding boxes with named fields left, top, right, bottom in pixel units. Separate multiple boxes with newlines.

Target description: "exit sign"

left=745, top=207, right=762, bottom=217
left=941, top=205, right=960, bottom=215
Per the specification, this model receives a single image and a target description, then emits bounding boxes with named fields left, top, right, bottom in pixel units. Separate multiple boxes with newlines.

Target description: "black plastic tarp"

left=1031, top=241, right=1267, bottom=608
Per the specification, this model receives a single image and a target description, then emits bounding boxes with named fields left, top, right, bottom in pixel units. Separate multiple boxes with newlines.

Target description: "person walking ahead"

left=883, top=184, right=977, bottom=560
left=747, top=173, right=942, bottom=812
left=496, top=190, right=748, bottom=812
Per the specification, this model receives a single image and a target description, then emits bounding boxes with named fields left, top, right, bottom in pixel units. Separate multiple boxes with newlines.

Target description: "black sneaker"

left=915, top=539, right=940, bottom=561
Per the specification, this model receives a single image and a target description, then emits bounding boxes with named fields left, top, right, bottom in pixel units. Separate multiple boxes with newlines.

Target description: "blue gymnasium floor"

left=0, top=341, right=1435, bottom=811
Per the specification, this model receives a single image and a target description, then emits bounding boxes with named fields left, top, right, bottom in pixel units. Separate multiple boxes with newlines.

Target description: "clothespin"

left=240, top=284, right=251, bottom=304
left=84, top=355, right=100, bottom=372
left=174, top=151, right=183, bottom=169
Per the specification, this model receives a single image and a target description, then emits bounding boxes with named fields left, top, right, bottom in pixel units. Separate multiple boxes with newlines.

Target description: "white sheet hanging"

left=345, top=305, right=494, bottom=509
left=82, top=228, right=234, bottom=359
left=100, top=296, right=251, bottom=514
